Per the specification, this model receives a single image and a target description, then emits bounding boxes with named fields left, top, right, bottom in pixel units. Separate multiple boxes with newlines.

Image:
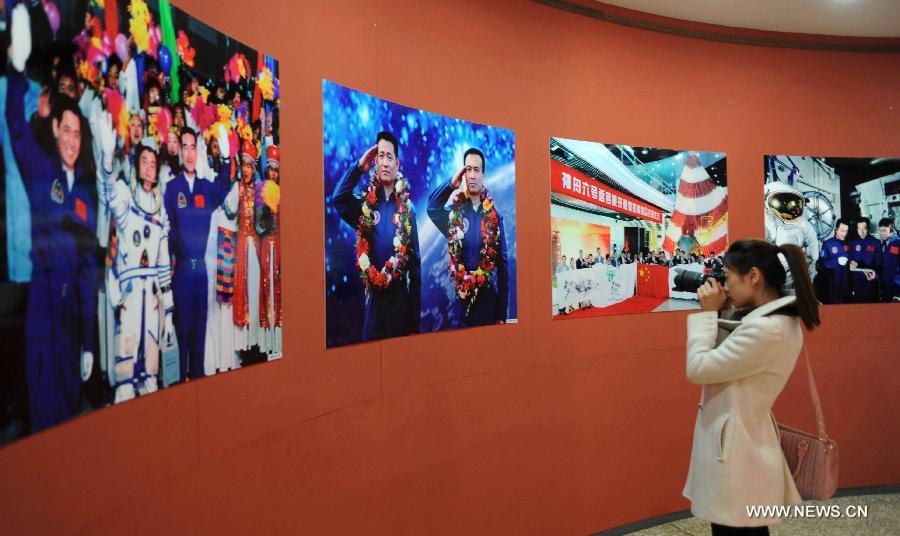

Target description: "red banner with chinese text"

left=550, top=159, right=664, bottom=223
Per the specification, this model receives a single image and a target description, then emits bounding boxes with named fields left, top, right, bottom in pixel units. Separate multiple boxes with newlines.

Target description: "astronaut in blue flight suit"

left=163, top=126, right=232, bottom=379
left=427, top=148, right=509, bottom=327
left=5, top=4, right=98, bottom=430
left=332, top=131, right=421, bottom=342
left=819, top=218, right=851, bottom=304
left=848, top=217, right=881, bottom=303
left=877, top=217, right=900, bottom=302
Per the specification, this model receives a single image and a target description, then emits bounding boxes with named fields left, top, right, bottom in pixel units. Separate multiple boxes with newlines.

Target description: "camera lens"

left=672, top=269, right=707, bottom=294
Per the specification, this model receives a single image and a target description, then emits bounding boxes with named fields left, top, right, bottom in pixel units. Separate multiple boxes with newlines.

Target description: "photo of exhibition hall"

left=0, top=0, right=897, bottom=534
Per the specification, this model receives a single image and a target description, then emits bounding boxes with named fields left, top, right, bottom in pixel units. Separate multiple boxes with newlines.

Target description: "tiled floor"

left=627, top=493, right=899, bottom=536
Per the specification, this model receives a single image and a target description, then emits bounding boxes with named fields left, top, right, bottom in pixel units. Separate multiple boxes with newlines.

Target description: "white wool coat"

left=683, top=295, right=802, bottom=527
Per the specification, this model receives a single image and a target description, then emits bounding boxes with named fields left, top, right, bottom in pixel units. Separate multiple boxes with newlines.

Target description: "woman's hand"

left=697, top=278, right=728, bottom=312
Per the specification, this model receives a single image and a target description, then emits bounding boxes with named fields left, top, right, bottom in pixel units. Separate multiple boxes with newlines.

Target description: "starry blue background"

left=323, top=80, right=518, bottom=348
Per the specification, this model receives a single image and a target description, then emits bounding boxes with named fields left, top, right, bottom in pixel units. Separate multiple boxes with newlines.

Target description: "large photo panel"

left=0, top=0, right=281, bottom=445
left=764, top=155, right=900, bottom=304
left=550, top=138, right=728, bottom=318
left=324, top=81, right=517, bottom=348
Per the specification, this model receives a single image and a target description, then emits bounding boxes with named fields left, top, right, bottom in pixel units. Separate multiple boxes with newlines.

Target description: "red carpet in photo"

left=556, top=296, right=668, bottom=318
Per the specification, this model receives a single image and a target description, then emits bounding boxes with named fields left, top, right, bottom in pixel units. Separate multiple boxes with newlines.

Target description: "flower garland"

left=356, top=171, right=413, bottom=292
left=448, top=187, right=500, bottom=312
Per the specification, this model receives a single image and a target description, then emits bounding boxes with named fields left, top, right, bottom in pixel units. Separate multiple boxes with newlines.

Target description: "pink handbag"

left=777, top=346, right=839, bottom=500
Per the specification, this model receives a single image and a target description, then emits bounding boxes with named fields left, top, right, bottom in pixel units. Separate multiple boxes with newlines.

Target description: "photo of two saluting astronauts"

left=764, top=155, right=900, bottom=305
left=0, top=0, right=281, bottom=445
left=323, top=81, right=518, bottom=348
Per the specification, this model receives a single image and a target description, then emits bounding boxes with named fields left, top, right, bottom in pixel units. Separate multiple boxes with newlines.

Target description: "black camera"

left=672, top=267, right=725, bottom=294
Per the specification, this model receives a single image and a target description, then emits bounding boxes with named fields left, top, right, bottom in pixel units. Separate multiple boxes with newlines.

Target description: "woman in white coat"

left=683, top=240, right=820, bottom=535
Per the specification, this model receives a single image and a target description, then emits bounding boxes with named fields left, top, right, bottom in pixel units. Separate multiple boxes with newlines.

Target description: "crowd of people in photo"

left=553, top=245, right=724, bottom=315
left=555, top=247, right=724, bottom=273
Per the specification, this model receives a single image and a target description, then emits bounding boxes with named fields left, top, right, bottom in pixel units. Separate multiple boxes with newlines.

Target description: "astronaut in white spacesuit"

left=98, top=112, right=174, bottom=403
left=764, top=181, right=820, bottom=279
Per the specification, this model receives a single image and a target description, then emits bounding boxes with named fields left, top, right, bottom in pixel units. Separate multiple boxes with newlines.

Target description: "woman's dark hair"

left=723, top=239, right=820, bottom=331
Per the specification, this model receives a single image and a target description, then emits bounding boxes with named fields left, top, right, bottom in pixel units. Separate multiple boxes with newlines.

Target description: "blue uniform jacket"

left=7, top=70, right=98, bottom=429
left=850, top=235, right=881, bottom=271
left=819, top=236, right=850, bottom=304
left=164, top=164, right=232, bottom=272
left=6, top=72, right=99, bottom=351
left=333, top=164, right=421, bottom=340
left=880, top=234, right=900, bottom=301
left=427, top=183, right=508, bottom=326
left=849, top=235, right=881, bottom=301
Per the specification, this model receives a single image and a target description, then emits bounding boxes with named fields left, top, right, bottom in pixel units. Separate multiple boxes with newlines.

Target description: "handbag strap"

left=790, top=440, right=810, bottom=480
left=801, top=344, right=829, bottom=439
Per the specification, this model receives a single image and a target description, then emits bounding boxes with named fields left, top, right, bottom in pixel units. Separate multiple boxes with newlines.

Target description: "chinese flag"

left=650, top=264, right=670, bottom=298
left=637, top=263, right=669, bottom=298
left=637, top=264, right=654, bottom=297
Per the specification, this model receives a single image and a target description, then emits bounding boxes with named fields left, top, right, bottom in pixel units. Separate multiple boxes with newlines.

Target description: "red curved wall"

left=2, top=1, right=898, bottom=533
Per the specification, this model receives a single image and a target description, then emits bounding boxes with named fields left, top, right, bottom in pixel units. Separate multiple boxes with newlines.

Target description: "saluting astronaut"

left=98, top=110, right=174, bottom=402
left=764, top=181, right=820, bottom=279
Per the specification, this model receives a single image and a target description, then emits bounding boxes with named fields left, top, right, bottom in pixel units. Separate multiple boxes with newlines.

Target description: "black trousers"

left=711, top=523, right=769, bottom=536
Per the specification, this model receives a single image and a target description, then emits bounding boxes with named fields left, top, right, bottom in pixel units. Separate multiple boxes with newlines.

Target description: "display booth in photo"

left=0, top=0, right=281, bottom=445
left=323, top=81, right=517, bottom=348
left=550, top=137, right=728, bottom=319
left=764, top=155, right=900, bottom=305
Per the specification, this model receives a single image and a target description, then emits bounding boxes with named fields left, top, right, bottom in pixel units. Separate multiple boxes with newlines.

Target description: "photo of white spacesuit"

left=99, top=119, right=174, bottom=403
left=764, top=181, right=820, bottom=278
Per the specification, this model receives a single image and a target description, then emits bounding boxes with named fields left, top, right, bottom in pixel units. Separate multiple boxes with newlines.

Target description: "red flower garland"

left=355, top=173, right=413, bottom=292
left=448, top=188, right=500, bottom=313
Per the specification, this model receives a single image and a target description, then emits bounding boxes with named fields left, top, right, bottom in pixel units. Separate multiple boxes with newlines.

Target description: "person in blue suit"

left=427, top=148, right=508, bottom=327
left=877, top=218, right=900, bottom=302
left=163, top=126, right=232, bottom=379
left=849, top=217, right=881, bottom=303
left=0, top=68, right=39, bottom=282
left=819, top=218, right=851, bottom=304
left=5, top=5, right=98, bottom=430
left=332, top=132, right=421, bottom=342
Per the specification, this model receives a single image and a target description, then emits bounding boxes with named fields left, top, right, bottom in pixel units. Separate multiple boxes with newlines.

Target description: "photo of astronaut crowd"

left=323, top=81, right=517, bottom=348
left=764, top=155, right=899, bottom=304
left=0, top=0, right=281, bottom=444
